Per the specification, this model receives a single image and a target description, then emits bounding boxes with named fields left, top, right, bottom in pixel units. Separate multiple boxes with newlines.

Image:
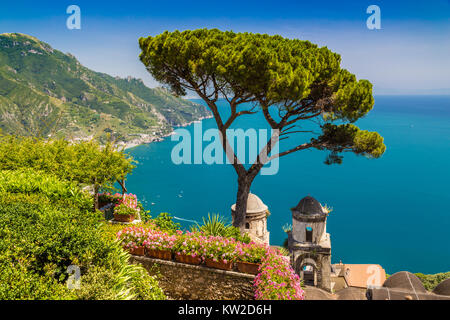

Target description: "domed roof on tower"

left=292, top=196, right=326, bottom=216
left=432, top=278, right=450, bottom=296
left=231, top=193, right=268, bottom=214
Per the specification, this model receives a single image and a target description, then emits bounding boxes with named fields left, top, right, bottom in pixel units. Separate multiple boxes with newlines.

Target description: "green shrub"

left=0, top=169, right=93, bottom=210
left=191, top=213, right=251, bottom=243
left=191, top=213, right=229, bottom=236
left=225, top=227, right=252, bottom=244
left=153, top=212, right=181, bottom=234
left=0, top=257, right=73, bottom=300
left=0, top=171, right=165, bottom=300
left=114, top=203, right=138, bottom=216
left=0, top=135, right=136, bottom=200
left=74, top=246, right=165, bottom=300
left=415, top=272, right=450, bottom=291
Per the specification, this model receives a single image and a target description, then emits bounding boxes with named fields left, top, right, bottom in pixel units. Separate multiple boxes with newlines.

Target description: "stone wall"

left=130, top=256, right=255, bottom=300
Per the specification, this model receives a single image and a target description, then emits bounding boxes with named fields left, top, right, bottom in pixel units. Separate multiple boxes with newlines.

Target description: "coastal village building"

left=331, top=263, right=386, bottom=292
left=288, top=196, right=332, bottom=292
left=231, top=193, right=270, bottom=244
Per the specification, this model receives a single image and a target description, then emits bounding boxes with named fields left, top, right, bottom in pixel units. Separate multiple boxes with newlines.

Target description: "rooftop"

left=231, top=193, right=268, bottom=214
left=333, top=263, right=386, bottom=288
left=292, top=196, right=327, bottom=216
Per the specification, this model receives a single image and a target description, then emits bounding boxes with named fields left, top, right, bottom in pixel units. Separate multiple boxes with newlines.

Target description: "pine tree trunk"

left=120, top=179, right=126, bottom=201
left=116, top=179, right=128, bottom=201
left=233, top=177, right=251, bottom=231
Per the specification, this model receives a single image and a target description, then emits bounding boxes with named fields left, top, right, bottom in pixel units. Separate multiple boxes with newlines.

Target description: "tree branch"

left=269, top=141, right=318, bottom=161
left=262, top=106, right=279, bottom=129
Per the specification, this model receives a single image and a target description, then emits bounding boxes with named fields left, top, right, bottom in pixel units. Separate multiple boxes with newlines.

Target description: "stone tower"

left=231, top=193, right=270, bottom=245
left=288, top=196, right=332, bottom=292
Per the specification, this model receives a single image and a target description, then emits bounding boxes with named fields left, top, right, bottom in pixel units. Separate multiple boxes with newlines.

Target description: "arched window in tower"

left=306, top=226, right=313, bottom=242
left=245, top=222, right=250, bottom=229
left=302, top=264, right=315, bottom=286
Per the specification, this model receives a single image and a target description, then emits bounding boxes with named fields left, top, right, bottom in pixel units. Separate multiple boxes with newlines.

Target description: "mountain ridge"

left=0, top=33, right=210, bottom=146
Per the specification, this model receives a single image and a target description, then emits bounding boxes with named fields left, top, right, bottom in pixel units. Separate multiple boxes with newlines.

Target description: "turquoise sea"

left=126, top=96, right=450, bottom=274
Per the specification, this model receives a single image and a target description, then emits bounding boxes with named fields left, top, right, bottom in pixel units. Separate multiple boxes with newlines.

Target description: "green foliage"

left=74, top=245, right=165, bottom=300
left=1, top=169, right=92, bottom=211
left=173, top=232, right=206, bottom=257
left=139, top=29, right=334, bottom=99
left=114, top=203, right=138, bottom=216
left=227, top=227, right=252, bottom=244
left=0, top=135, right=135, bottom=193
left=0, top=33, right=210, bottom=141
left=236, top=243, right=268, bottom=263
left=317, top=123, right=386, bottom=164
left=137, top=201, right=151, bottom=221
left=191, top=213, right=251, bottom=243
left=191, top=213, right=230, bottom=236
left=139, top=29, right=385, bottom=167
left=70, top=138, right=136, bottom=190
left=415, top=272, right=450, bottom=291
left=0, top=257, right=73, bottom=300
left=0, top=170, right=165, bottom=300
left=102, top=221, right=156, bottom=241
left=152, top=212, right=181, bottom=234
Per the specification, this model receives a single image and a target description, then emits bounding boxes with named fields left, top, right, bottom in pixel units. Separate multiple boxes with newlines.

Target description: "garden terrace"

left=116, top=226, right=305, bottom=300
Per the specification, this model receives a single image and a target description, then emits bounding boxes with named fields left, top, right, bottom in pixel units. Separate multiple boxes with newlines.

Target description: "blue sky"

left=1, top=0, right=449, bottom=95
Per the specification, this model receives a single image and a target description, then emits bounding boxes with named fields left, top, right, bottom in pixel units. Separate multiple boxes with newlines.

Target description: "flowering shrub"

left=117, top=227, right=147, bottom=250
left=116, top=226, right=304, bottom=300
left=152, top=212, right=181, bottom=234
left=254, top=248, right=305, bottom=300
left=120, top=193, right=138, bottom=209
left=99, top=193, right=139, bottom=209
left=173, top=232, right=205, bottom=259
left=236, top=242, right=268, bottom=264
left=116, top=227, right=269, bottom=265
left=114, top=203, right=137, bottom=216
left=143, top=230, right=177, bottom=251
left=112, top=193, right=141, bottom=219
left=202, top=236, right=238, bottom=263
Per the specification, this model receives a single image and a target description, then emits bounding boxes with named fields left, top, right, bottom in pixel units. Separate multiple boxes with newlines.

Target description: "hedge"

left=0, top=170, right=165, bottom=300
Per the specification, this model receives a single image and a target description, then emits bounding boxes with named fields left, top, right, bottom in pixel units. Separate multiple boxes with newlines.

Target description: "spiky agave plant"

left=322, top=204, right=333, bottom=214
left=191, top=214, right=252, bottom=243
left=191, top=213, right=230, bottom=236
left=282, top=223, right=292, bottom=233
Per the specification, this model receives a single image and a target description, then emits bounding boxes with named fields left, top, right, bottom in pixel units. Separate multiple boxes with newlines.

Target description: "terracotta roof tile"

left=343, top=264, right=386, bottom=288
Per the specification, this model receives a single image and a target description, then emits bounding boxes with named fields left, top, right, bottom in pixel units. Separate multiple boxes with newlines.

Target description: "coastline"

left=122, top=115, right=213, bottom=151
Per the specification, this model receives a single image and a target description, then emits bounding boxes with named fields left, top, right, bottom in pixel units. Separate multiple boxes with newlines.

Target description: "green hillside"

left=0, top=33, right=210, bottom=144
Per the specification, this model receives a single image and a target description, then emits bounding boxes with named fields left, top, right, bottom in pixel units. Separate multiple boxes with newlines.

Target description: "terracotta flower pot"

left=175, top=253, right=202, bottom=265
left=113, top=213, right=135, bottom=223
left=236, top=261, right=261, bottom=275
left=146, top=249, right=172, bottom=260
left=129, top=246, right=145, bottom=256
left=205, top=258, right=233, bottom=271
